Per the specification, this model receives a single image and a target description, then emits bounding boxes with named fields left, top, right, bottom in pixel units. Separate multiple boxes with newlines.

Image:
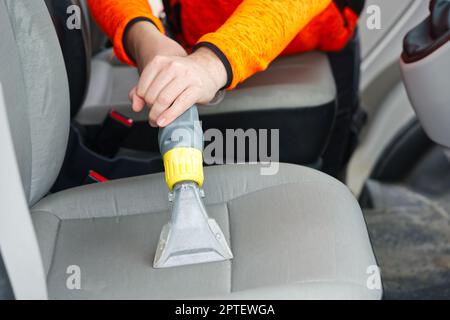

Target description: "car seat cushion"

left=32, top=164, right=380, bottom=300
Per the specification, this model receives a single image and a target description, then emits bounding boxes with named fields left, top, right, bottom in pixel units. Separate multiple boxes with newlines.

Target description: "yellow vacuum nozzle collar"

left=163, top=147, right=204, bottom=190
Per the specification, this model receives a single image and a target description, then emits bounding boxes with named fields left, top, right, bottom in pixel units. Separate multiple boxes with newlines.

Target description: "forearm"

left=127, top=22, right=226, bottom=90
left=126, top=22, right=186, bottom=71
left=197, top=0, right=332, bottom=88
left=87, top=0, right=164, bottom=65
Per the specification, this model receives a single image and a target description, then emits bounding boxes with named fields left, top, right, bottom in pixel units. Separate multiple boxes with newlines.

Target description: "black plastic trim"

left=402, top=0, right=450, bottom=63
left=370, top=118, right=434, bottom=183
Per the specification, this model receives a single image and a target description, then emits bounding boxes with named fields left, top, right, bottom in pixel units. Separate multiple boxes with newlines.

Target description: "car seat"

left=0, top=0, right=381, bottom=299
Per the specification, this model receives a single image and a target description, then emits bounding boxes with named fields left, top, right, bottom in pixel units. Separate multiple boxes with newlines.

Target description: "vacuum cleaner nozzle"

left=153, top=182, right=233, bottom=268
left=154, top=106, right=233, bottom=268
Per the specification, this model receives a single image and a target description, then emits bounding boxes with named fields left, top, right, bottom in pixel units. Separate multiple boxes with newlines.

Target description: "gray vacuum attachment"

left=158, top=105, right=203, bottom=154
left=153, top=182, right=233, bottom=268
left=153, top=106, right=233, bottom=268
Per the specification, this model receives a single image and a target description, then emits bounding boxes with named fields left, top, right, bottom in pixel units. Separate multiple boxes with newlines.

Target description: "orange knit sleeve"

left=196, top=0, right=332, bottom=89
left=87, top=0, right=164, bottom=66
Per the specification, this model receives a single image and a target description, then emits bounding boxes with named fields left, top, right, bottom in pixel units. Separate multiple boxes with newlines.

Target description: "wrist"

left=189, top=47, right=228, bottom=91
left=126, top=21, right=161, bottom=68
left=126, top=21, right=187, bottom=71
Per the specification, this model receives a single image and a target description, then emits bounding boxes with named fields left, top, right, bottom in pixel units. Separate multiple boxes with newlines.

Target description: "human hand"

left=129, top=47, right=227, bottom=127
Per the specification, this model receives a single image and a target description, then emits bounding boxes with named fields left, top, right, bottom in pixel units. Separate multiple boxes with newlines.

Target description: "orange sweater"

left=87, top=0, right=358, bottom=89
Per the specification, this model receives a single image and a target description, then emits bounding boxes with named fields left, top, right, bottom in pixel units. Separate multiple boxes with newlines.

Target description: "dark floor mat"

left=364, top=181, right=450, bottom=299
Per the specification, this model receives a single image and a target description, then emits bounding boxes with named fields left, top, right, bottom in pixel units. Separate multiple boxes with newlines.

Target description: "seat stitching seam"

left=31, top=210, right=61, bottom=221
left=54, top=181, right=316, bottom=220
left=215, top=180, right=342, bottom=206
left=31, top=210, right=62, bottom=278
left=34, top=179, right=344, bottom=220
left=46, top=218, right=62, bottom=279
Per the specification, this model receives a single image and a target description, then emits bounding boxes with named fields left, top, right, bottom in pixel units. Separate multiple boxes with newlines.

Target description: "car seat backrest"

left=78, top=0, right=110, bottom=55
left=44, top=0, right=91, bottom=118
left=0, top=0, right=70, bottom=206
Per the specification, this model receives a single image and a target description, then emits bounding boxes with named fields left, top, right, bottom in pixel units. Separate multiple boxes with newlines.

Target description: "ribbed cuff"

left=194, top=42, right=233, bottom=89
left=122, top=17, right=163, bottom=65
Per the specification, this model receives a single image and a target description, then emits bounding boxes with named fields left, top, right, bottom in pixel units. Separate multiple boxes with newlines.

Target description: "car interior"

left=0, top=0, right=449, bottom=300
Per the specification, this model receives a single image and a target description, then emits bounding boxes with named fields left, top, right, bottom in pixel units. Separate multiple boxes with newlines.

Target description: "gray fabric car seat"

left=33, top=164, right=380, bottom=300
left=0, top=0, right=381, bottom=299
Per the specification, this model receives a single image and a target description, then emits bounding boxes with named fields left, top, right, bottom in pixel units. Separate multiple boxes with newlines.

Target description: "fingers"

left=129, top=87, right=146, bottom=112
left=136, top=55, right=165, bottom=97
left=157, top=87, right=199, bottom=127
left=133, top=54, right=210, bottom=128
left=143, top=66, right=177, bottom=107
left=148, top=77, right=190, bottom=126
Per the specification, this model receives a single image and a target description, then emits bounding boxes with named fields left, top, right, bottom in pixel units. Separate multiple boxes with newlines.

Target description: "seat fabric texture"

left=32, top=164, right=380, bottom=300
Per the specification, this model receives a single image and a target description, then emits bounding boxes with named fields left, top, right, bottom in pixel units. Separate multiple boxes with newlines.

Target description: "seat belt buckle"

left=93, top=109, right=134, bottom=157
left=84, top=170, right=109, bottom=185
